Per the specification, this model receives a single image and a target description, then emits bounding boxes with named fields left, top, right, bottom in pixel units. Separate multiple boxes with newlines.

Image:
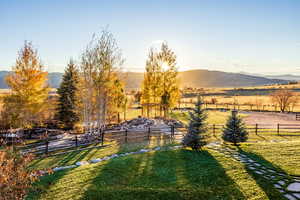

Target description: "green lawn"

left=27, top=148, right=285, bottom=200
left=25, top=109, right=300, bottom=200
left=29, top=139, right=176, bottom=170
left=240, top=140, right=300, bottom=175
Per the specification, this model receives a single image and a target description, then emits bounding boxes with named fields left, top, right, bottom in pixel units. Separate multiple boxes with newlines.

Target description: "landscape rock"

left=53, top=165, right=77, bottom=171
left=90, top=158, right=103, bottom=163
left=102, top=156, right=110, bottom=161
left=139, top=149, right=150, bottom=153
left=154, top=147, right=161, bottom=151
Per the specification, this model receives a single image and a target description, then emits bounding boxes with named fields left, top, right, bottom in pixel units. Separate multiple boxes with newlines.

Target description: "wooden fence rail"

left=5, top=123, right=300, bottom=155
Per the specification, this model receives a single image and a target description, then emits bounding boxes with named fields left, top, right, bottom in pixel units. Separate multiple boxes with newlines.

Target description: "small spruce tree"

left=182, top=96, right=207, bottom=150
left=56, top=59, right=80, bottom=129
left=222, top=110, right=248, bottom=145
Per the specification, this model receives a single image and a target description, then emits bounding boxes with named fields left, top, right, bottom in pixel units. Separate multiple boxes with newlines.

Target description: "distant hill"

left=177, top=70, right=289, bottom=88
left=239, top=71, right=300, bottom=82
left=0, top=69, right=289, bottom=89
left=265, top=74, right=300, bottom=81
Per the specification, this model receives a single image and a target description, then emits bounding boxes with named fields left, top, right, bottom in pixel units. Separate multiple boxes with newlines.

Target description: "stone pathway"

left=206, top=142, right=300, bottom=200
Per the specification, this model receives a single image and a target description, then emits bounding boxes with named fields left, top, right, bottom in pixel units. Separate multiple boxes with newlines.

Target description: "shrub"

left=0, top=145, right=35, bottom=200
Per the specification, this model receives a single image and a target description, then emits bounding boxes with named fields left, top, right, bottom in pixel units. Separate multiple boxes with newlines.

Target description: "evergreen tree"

left=56, top=59, right=79, bottom=129
left=182, top=96, right=207, bottom=150
left=222, top=110, right=248, bottom=145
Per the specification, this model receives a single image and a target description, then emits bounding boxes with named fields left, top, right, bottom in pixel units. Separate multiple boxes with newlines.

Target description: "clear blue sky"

left=0, top=0, right=300, bottom=74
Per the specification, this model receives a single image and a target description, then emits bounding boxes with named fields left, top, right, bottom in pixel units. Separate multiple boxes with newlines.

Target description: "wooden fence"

left=176, top=102, right=298, bottom=113
left=9, top=123, right=300, bottom=155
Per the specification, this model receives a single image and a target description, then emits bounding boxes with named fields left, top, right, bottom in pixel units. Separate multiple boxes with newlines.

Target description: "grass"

left=29, top=138, right=176, bottom=170
left=24, top=109, right=300, bottom=200
left=171, top=110, right=300, bottom=143
left=170, top=110, right=239, bottom=125
left=26, top=148, right=286, bottom=200
left=240, top=140, right=300, bottom=175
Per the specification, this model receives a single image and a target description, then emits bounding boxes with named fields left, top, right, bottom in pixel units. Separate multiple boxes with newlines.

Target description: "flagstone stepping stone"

left=284, top=194, right=297, bottom=200
left=293, top=193, right=300, bottom=198
left=268, top=169, right=276, bottom=173
left=255, top=171, right=264, bottom=175
left=254, top=163, right=261, bottom=166
left=287, top=182, right=300, bottom=192
left=274, top=184, right=282, bottom=189
left=76, top=161, right=89, bottom=166
left=278, top=180, right=285, bottom=186
left=248, top=166, right=256, bottom=170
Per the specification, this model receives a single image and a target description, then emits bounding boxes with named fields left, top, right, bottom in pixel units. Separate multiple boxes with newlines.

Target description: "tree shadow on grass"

left=82, top=147, right=247, bottom=200
left=26, top=168, right=71, bottom=200
left=237, top=147, right=289, bottom=200
left=81, top=150, right=149, bottom=199
left=29, top=148, right=94, bottom=170
left=179, top=149, right=247, bottom=200
left=82, top=146, right=184, bottom=200
left=26, top=148, right=95, bottom=199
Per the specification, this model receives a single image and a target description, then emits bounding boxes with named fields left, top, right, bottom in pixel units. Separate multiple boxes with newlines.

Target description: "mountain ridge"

left=0, top=69, right=290, bottom=89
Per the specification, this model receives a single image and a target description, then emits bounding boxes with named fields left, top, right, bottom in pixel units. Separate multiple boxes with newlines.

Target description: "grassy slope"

left=27, top=149, right=284, bottom=200
left=29, top=140, right=176, bottom=170
left=241, top=140, right=300, bottom=175
left=26, top=110, right=300, bottom=200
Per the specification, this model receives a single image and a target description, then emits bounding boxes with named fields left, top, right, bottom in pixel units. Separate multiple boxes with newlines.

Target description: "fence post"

left=171, top=125, right=175, bottom=139
left=75, top=135, right=78, bottom=147
left=213, top=124, right=216, bottom=137
left=125, top=129, right=128, bottom=143
left=148, top=127, right=151, bottom=141
left=45, top=138, right=49, bottom=154
left=255, top=124, right=258, bottom=135
left=277, top=124, right=280, bottom=135
left=101, top=130, right=105, bottom=146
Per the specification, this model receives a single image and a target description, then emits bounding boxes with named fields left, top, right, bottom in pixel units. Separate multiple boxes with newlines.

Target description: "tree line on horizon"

left=0, top=29, right=180, bottom=131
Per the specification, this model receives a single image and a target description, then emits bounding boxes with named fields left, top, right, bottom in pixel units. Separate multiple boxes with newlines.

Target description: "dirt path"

left=243, top=112, right=300, bottom=125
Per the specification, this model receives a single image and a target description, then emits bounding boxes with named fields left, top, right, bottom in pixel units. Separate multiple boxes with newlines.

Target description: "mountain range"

left=0, top=69, right=292, bottom=90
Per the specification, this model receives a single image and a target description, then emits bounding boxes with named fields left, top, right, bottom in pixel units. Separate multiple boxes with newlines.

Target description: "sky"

left=0, top=0, right=300, bottom=75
